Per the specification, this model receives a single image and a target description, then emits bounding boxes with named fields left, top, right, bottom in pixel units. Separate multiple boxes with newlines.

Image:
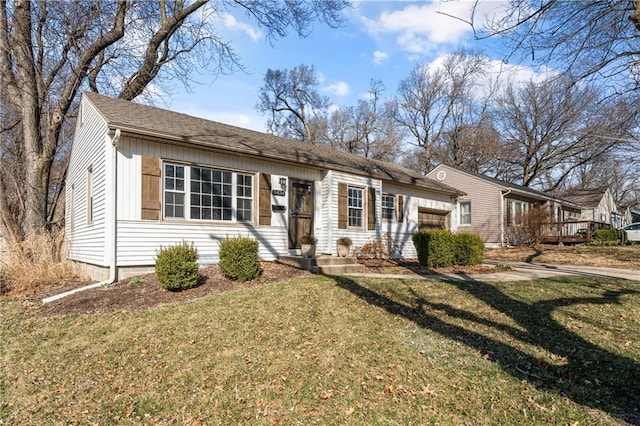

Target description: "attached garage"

left=417, top=208, right=450, bottom=231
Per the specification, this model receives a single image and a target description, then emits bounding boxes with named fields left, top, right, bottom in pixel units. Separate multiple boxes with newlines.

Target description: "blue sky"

left=167, top=1, right=544, bottom=132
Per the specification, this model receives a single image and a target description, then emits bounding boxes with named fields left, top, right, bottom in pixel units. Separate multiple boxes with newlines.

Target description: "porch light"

left=279, top=177, right=287, bottom=186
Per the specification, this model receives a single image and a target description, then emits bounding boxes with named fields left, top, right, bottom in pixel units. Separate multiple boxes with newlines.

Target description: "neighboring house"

left=558, top=187, right=624, bottom=228
left=66, top=93, right=464, bottom=280
left=426, top=164, right=582, bottom=248
left=620, top=206, right=633, bottom=227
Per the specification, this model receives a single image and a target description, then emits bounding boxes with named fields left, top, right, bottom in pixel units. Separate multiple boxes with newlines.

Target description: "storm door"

left=288, top=180, right=314, bottom=249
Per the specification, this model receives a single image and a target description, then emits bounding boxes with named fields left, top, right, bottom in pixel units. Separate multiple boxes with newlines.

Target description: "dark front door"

left=289, top=180, right=314, bottom=249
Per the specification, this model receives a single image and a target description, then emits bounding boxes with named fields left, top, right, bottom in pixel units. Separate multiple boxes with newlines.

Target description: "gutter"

left=43, top=129, right=121, bottom=304
left=500, top=189, right=512, bottom=247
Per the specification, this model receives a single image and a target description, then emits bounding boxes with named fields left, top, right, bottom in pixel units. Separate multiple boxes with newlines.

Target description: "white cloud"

left=362, top=1, right=511, bottom=56
left=373, top=50, right=389, bottom=66
left=417, top=53, right=558, bottom=100
left=324, top=81, right=350, bottom=97
left=363, top=3, right=471, bottom=55
left=220, top=13, right=262, bottom=41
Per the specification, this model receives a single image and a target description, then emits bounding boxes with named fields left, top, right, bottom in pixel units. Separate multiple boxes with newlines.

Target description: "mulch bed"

left=17, top=259, right=505, bottom=317
left=27, top=262, right=311, bottom=317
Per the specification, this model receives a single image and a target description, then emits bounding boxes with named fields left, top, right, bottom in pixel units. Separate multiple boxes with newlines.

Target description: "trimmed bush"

left=454, top=232, right=485, bottom=265
left=413, top=229, right=484, bottom=268
left=155, top=241, right=199, bottom=291
left=219, top=236, right=261, bottom=282
left=412, top=229, right=455, bottom=268
left=591, top=228, right=627, bottom=246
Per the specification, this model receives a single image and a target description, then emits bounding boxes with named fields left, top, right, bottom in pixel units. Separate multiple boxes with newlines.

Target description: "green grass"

left=2, top=275, right=639, bottom=425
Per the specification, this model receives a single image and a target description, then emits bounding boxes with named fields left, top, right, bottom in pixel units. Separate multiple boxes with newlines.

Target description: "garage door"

left=418, top=208, right=450, bottom=231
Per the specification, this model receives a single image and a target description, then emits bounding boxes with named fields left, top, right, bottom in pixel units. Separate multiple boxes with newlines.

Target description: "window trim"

left=162, top=161, right=255, bottom=224
left=459, top=201, right=471, bottom=226
left=382, top=193, right=396, bottom=222
left=347, top=186, right=364, bottom=229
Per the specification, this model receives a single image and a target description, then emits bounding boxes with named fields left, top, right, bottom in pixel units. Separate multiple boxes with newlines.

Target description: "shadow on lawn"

left=333, top=275, right=640, bottom=424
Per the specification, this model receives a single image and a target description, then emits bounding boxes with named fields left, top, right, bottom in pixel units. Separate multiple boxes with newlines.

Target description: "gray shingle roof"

left=84, top=92, right=464, bottom=196
left=557, top=188, right=608, bottom=208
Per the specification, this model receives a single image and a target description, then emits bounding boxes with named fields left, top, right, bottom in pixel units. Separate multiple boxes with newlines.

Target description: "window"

left=163, top=162, right=253, bottom=222
left=86, top=166, right=93, bottom=224
left=164, top=164, right=185, bottom=219
left=460, top=201, right=471, bottom=225
left=348, top=187, right=364, bottom=228
left=382, top=194, right=395, bottom=221
left=507, top=199, right=530, bottom=225
left=236, top=173, right=253, bottom=222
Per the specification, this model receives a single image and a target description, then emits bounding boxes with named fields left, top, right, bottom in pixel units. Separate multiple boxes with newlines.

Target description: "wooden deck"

left=540, top=221, right=612, bottom=244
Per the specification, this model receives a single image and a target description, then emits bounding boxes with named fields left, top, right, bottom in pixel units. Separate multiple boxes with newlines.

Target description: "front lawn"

left=485, top=244, right=640, bottom=270
left=2, top=274, right=639, bottom=424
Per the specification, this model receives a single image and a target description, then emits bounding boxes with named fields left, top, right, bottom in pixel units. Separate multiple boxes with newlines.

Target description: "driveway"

left=348, top=261, right=640, bottom=282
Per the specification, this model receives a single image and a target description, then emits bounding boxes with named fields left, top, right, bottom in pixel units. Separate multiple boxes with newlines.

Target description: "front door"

left=289, top=180, right=314, bottom=249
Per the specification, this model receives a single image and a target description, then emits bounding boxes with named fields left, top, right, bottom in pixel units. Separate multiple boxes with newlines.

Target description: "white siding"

left=71, top=125, right=460, bottom=267
left=117, top=137, right=322, bottom=221
left=382, top=182, right=457, bottom=258
left=116, top=221, right=288, bottom=266
left=324, top=171, right=382, bottom=255
left=115, top=138, right=324, bottom=265
left=65, top=97, right=110, bottom=266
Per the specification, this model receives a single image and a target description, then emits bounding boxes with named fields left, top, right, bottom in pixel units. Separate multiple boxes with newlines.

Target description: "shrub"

left=454, top=232, right=485, bottom=265
left=505, top=208, right=552, bottom=245
left=412, top=229, right=455, bottom=268
left=218, top=236, right=261, bottom=282
left=155, top=241, right=199, bottom=291
left=0, top=230, right=82, bottom=297
left=412, top=230, right=484, bottom=268
left=353, top=233, right=399, bottom=259
left=591, top=228, right=627, bottom=246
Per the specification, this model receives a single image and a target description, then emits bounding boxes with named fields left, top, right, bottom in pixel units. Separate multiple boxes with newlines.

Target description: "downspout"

left=43, top=129, right=121, bottom=304
left=106, top=129, right=121, bottom=284
left=501, top=190, right=512, bottom=247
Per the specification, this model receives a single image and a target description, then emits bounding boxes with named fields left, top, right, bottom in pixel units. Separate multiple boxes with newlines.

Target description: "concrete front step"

left=278, top=255, right=364, bottom=275
left=310, top=264, right=365, bottom=275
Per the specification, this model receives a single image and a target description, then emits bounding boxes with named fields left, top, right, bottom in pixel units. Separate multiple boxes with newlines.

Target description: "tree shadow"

left=332, top=275, right=640, bottom=424
left=525, top=246, right=543, bottom=263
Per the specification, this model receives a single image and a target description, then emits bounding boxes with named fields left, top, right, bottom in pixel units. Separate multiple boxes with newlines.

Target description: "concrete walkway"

left=345, top=261, right=640, bottom=282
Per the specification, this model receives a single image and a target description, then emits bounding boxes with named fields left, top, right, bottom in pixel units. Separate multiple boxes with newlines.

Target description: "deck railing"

left=540, top=221, right=612, bottom=244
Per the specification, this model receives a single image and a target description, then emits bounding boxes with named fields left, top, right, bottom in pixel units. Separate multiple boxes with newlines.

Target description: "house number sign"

left=272, top=189, right=286, bottom=196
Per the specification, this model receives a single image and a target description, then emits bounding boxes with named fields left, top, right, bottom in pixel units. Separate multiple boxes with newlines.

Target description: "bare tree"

left=0, top=0, right=348, bottom=245
left=352, top=79, right=403, bottom=161
left=319, top=80, right=404, bottom=161
left=392, top=49, right=488, bottom=171
left=322, top=106, right=360, bottom=154
left=256, top=64, right=329, bottom=143
left=493, top=76, right=637, bottom=189
left=467, top=1, right=640, bottom=91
